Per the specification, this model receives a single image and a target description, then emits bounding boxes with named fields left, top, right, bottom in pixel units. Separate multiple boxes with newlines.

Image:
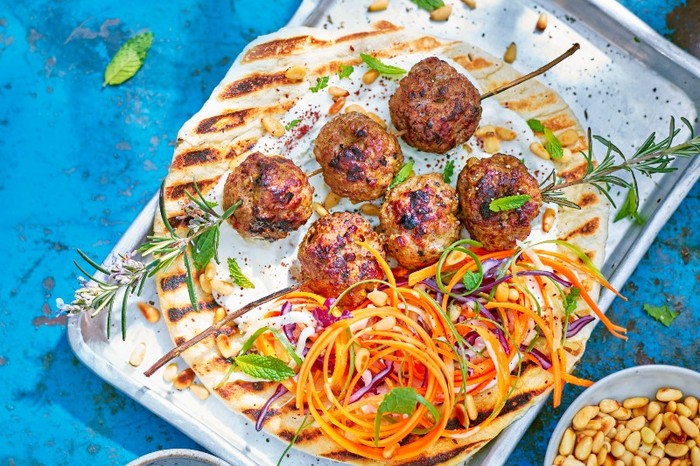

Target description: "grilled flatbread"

left=153, top=22, right=608, bottom=465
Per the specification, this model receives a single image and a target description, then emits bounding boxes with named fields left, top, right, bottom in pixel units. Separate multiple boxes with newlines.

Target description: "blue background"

left=1, top=1, right=697, bottom=465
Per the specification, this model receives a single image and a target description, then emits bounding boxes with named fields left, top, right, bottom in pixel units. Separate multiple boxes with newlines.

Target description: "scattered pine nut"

left=261, top=116, right=285, bottom=137
left=430, top=5, right=452, bottom=21
left=361, top=203, right=380, bottom=216
left=137, top=301, right=161, bottom=323
left=504, top=42, right=517, bottom=64
left=530, top=142, right=550, bottom=160
left=313, top=202, right=329, bottom=217
left=455, top=403, right=469, bottom=428
left=163, top=363, right=179, bottom=382
left=129, top=342, right=146, bottom=367
left=210, top=279, right=235, bottom=296
left=284, top=65, right=306, bottom=81
left=329, top=97, right=346, bottom=115
left=536, top=12, right=548, bottom=31
left=216, top=333, right=237, bottom=358
left=362, top=69, right=380, bottom=85
left=367, top=289, right=389, bottom=307
left=213, top=306, right=226, bottom=324
left=199, top=273, right=212, bottom=294
left=173, top=368, right=195, bottom=390
left=328, top=86, right=349, bottom=99
left=366, top=111, right=387, bottom=129
left=559, top=129, right=579, bottom=146
left=345, top=104, right=367, bottom=115
left=483, top=135, right=501, bottom=154
left=190, top=384, right=210, bottom=400
left=368, top=0, right=389, bottom=12
left=542, top=208, right=556, bottom=233
left=495, top=126, right=517, bottom=141
left=324, top=191, right=341, bottom=210
left=462, top=0, right=476, bottom=9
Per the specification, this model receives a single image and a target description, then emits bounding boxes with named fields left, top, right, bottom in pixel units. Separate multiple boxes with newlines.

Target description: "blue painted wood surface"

left=1, top=1, right=697, bottom=465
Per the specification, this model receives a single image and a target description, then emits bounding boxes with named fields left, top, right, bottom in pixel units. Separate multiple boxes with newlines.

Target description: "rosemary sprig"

left=540, top=117, right=700, bottom=211
left=56, top=180, right=240, bottom=339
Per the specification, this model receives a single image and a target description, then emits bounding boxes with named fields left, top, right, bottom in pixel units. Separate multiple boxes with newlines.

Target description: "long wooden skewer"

left=143, top=283, right=303, bottom=377
left=480, top=43, right=580, bottom=100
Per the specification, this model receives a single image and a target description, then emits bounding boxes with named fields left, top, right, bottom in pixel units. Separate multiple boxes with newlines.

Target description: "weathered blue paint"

left=0, top=1, right=696, bottom=465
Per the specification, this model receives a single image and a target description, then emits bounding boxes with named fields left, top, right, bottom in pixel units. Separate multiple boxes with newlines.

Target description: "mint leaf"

left=563, top=287, right=581, bottom=316
left=310, top=76, right=329, bottom=93
left=527, top=119, right=545, bottom=133
left=643, top=303, right=679, bottom=327
left=103, top=32, right=153, bottom=87
left=227, top=258, right=255, bottom=289
left=285, top=119, right=300, bottom=131
left=614, top=188, right=645, bottom=224
left=235, top=354, right=295, bottom=381
left=389, top=160, right=414, bottom=189
left=374, top=387, right=440, bottom=445
left=462, top=270, right=482, bottom=294
left=443, top=160, right=455, bottom=183
left=410, top=0, right=445, bottom=11
left=489, top=194, right=531, bottom=212
left=360, top=53, right=406, bottom=76
left=192, top=228, right=219, bottom=270
left=544, top=129, right=564, bottom=160
left=338, top=65, right=354, bottom=80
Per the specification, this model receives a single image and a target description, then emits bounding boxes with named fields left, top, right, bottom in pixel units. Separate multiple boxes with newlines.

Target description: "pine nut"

left=628, top=416, right=647, bottom=431
left=690, top=446, right=700, bottom=466
left=586, top=420, right=603, bottom=431
left=173, top=368, right=195, bottom=390
left=657, top=427, right=671, bottom=442
left=641, top=427, right=656, bottom=444
left=373, top=316, right=396, bottom=331
left=592, top=431, right=605, bottom=454
left=651, top=446, right=665, bottom=458
left=625, top=398, right=651, bottom=410
left=650, top=414, right=663, bottom=433
left=536, top=12, right=548, bottom=31
left=542, top=207, right=556, bottom=233
left=675, top=403, right=692, bottom=418
left=573, top=406, right=600, bottom=430
left=355, top=347, right=370, bottom=372
left=601, top=415, right=617, bottom=436
left=163, top=363, right=179, bottom=382
left=597, top=449, right=607, bottom=465
left=530, top=141, right=550, bottom=160
left=626, top=431, right=642, bottom=453
left=329, top=97, right=346, bottom=115
left=367, top=289, right=389, bottom=307
left=621, top=451, right=634, bottom=466
left=611, top=441, right=626, bottom=458
left=366, top=111, right=387, bottom=129
left=466, top=394, right=478, bottom=421
left=313, top=202, right=329, bottom=217
left=216, top=333, right=237, bottom=358
left=665, top=443, right=689, bottom=458
left=680, top=416, right=700, bottom=438
left=137, top=301, right=161, bottom=323
left=445, top=249, right=467, bottom=266
left=211, top=279, right=234, bottom=296
left=666, top=400, right=677, bottom=413
left=361, top=203, right=380, bottom=216
left=563, top=457, right=586, bottom=466
left=261, top=116, right=285, bottom=137
left=560, top=147, right=573, bottom=163
left=285, top=65, right=306, bottom=81
left=368, top=0, right=389, bottom=12
left=612, top=407, right=632, bottom=421
left=483, top=135, right=501, bottom=154
left=647, top=457, right=660, bottom=466
left=345, top=104, right=367, bottom=115
left=383, top=444, right=399, bottom=460
left=129, top=342, right=146, bottom=367
left=504, top=42, right=517, bottom=64
left=430, top=5, right=452, bottom=21
left=685, top=397, right=699, bottom=418
left=475, top=125, right=496, bottom=137
left=190, top=384, right=210, bottom=400
left=601, top=400, right=621, bottom=414
left=576, top=436, right=593, bottom=460
left=328, top=86, right=349, bottom=99
left=462, top=0, right=476, bottom=8
left=199, top=273, right=212, bottom=294
left=648, top=402, right=662, bottom=421
left=560, top=428, right=576, bottom=455
left=205, top=261, right=217, bottom=280
left=213, top=306, right=226, bottom=324
left=324, top=191, right=341, bottom=210
left=616, top=428, right=632, bottom=443
left=663, top=413, right=683, bottom=436
left=658, top=459, right=670, bottom=466
left=657, top=388, right=684, bottom=403
left=496, top=126, right=517, bottom=141
left=508, top=288, right=520, bottom=302
left=632, top=457, right=645, bottom=466
left=559, top=129, right=579, bottom=146
left=362, top=69, right=380, bottom=85
left=455, top=403, right=469, bottom=428
left=495, top=283, right=510, bottom=302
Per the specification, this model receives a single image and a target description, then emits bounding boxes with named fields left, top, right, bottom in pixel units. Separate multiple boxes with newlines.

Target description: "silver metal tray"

left=68, top=0, right=700, bottom=465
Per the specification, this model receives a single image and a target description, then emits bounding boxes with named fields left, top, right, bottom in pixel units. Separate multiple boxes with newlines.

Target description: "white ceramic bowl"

left=126, top=448, right=232, bottom=466
left=544, top=364, right=700, bottom=465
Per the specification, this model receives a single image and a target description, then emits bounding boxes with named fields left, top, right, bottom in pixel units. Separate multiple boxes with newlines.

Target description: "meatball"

left=223, top=152, right=313, bottom=241
left=389, top=57, right=482, bottom=154
left=456, top=154, right=542, bottom=251
left=298, top=212, right=385, bottom=307
left=314, top=112, right=403, bottom=202
left=379, top=173, right=461, bottom=270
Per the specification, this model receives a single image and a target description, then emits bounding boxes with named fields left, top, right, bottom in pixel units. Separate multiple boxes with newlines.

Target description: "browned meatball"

left=379, top=173, right=461, bottom=270
left=314, top=112, right=403, bottom=202
left=456, top=154, right=542, bottom=251
left=223, top=152, right=313, bottom=241
left=389, top=57, right=482, bottom=154
left=298, top=212, right=385, bottom=307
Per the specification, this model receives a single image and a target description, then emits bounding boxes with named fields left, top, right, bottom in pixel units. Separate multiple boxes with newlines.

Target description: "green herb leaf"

left=338, top=65, right=354, bottom=79
left=614, top=188, right=645, bottom=224
left=234, top=354, right=295, bottom=381
left=489, top=194, right=531, bottom=212
left=544, top=128, right=564, bottom=160
left=410, top=0, right=445, bottom=11
left=310, top=76, right=329, bottom=93
left=443, top=160, right=455, bottom=183
left=285, top=119, right=300, bottom=131
left=389, top=160, right=414, bottom=189
left=374, top=387, right=440, bottom=445
left=227, top=258, right=255, bottom=289
left=527, top=119, right=545, bottom=133
left=643, top=303, right=679, bottom=327
left=192, top=228, right=218, bottom=271
left=563, top=287, right=581, bottom=316
left=462, top=270, right=482, bottom=294
left=103, top=32, right=153, bottom=87
left=360, top=53, right=406, bottom=76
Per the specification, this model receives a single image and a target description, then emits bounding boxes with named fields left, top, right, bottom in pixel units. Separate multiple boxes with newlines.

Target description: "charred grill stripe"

left=242, top=36, right=328, bottom=62
left=172, top=148, right=220, bottom=169
left=401, top=441, right=488, bottom=466
left=323, top=449, right=365, bottom=461
left=165, top=178, right=217, bottom=200
left=160, top=273, right=187, bottom=291
left=196, top=109, right=253, bottom=134
left=221, top=72, right=290, bottom=99
left=167, top=299, right=219, bottom=322
left=563, top=217, right=600, bottom=240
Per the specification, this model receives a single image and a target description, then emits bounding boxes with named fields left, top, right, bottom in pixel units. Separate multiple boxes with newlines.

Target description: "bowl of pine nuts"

left=545, top=365, right=700, bottom=466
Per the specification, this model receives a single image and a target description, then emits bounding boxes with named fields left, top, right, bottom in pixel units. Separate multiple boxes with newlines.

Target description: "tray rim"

left=67, top=1, right=700, bottom=464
